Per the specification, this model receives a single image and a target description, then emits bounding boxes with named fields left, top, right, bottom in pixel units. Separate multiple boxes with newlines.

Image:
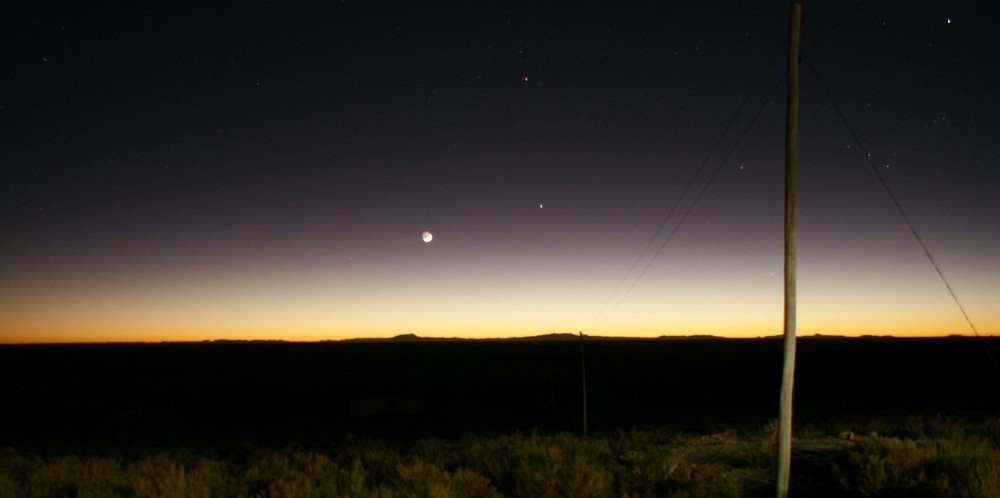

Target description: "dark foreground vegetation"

left=2, top=415, right=1000, bottom=497
left=0, top=336, right=997, bottom=496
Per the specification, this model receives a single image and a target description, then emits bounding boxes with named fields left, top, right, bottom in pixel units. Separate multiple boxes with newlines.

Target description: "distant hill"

left=337, top=333, right=908, bottom=343
left=40, top=333, right=957, bottom=346
left=343, top=333, right=730, bottom=343
left=343, top=334, right=464, bottom=343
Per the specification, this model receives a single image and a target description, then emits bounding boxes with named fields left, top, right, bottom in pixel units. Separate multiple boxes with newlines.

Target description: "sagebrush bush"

left=126, top=453, right=230, bottom=498
left=836, top=418, right=1000, bottom=498
left=609, top=429, right=688, bottom=497
left=0, top=427, right=773, bottom=498
left=393, top=458, right=502, bottom=498
left=460, top=431, right=616, bottom=498
left=0, top=448, right=37, bottom=497
left=242, top=452, right=345, bottom=498
left=742, top=419, right=777, bottom=469
left=25, top=455, right=128, bottom=498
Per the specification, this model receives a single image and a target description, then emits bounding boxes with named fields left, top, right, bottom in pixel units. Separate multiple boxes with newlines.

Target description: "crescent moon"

left=422, top=231, right=433, bottom=243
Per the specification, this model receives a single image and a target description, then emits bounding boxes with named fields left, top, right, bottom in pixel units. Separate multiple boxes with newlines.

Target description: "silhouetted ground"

left=0, top=336, right=997, bottom=457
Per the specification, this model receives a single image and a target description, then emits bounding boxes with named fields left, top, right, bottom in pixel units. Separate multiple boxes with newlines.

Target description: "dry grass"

left=3, top=416, right=999, bottom=497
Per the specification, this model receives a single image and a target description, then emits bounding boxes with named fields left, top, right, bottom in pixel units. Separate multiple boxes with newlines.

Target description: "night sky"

left=3, top=1, right=998, bottom=343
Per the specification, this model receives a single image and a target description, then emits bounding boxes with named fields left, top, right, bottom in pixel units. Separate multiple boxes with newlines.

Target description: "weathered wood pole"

left=777, top=3, right=801, bottom=498
left=579, top=331, right=588, bottom=437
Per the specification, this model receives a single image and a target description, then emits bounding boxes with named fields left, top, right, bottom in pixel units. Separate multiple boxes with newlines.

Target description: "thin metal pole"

left=777, top=3, right=801, bottom=498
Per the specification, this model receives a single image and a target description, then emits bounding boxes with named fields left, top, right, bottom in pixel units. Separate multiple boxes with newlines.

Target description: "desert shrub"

left=409, top=438, right=458, bottom=468
left=0, top=475, right=18, bottom=498
left=680, top=463, right=743, bottom=498
left=613, top=450, right=741, bottom=498
left=126, top=453, right=232, bottom=498
left=608, top=429, right=688, bottom=497
left=393, top=458, right=501, bottom=498
left=898, top=415, right=969, bottom=441
left=743, top=419, right=777, bottom=468
left=392, top=459, right=450, bottom=498
left=235, top=448, right=501, bottom=498
left=980, top=418, right=1000, bottom=447
left=836, top=429, right=1000, bottom=498
left=1, top=429, right=750, bottom=498
left=241, top=452, right=337, bottom=498
left=614, top=449, right=692, bottom=498
left=0, top=448, right=40, bottom=497
left=461, top=431, right=616, bottom=498
left=23, top=455, right=128, bottom=498
left=341, top=443, right=403, bottom=486
left=240, top=451, right=419, bottom=498
left=607, top=428, right=742, bottom=498
left=460, top=429, right=742, bottom=498
left=445, top=468, right=503, bottom=498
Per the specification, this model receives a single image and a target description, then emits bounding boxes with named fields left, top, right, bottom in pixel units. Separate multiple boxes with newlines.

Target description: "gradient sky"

left=2, top=1, right=998, bottom=343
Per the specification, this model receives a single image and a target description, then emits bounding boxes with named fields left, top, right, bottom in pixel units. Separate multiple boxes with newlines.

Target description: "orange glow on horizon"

left=0, top=317, right=990, bottom=345
left=2, top=254, right=995, bottom=344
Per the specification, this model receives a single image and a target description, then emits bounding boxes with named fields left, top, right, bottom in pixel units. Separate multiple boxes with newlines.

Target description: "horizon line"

left=0, top=332, right=991, bottom=346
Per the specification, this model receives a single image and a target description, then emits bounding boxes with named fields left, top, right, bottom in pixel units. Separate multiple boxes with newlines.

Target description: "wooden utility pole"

left=777, top=3, right=801, bottom=498
left=579, top=331, right=588, bottom=437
